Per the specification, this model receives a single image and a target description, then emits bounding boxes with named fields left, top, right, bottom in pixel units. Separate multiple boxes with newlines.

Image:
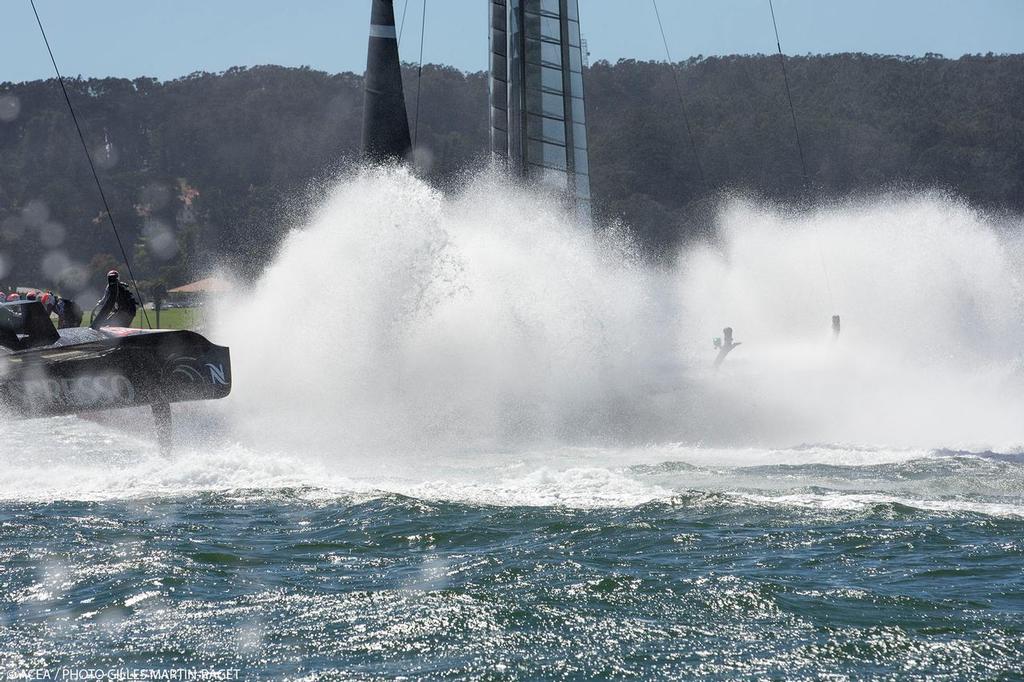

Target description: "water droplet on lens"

left=21, top=199, right=49, bottom=226
left=39, top=221, right=66, bottom=248
left=0, top=94, right=20, bottom=122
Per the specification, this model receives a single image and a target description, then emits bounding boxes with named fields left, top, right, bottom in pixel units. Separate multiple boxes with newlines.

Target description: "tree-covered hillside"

left=0, top=54, right=1022, bottom=291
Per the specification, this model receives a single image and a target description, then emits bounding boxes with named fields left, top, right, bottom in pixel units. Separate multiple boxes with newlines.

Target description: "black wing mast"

left=361, top=0, right=413, bottom=162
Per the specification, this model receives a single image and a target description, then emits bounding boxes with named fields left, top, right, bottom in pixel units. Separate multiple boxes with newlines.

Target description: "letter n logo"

left=205, top=363, right=228, bottom=385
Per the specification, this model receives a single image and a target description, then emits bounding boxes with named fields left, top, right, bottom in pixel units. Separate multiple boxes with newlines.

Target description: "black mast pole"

left=361, top=0, right=413, bottom=162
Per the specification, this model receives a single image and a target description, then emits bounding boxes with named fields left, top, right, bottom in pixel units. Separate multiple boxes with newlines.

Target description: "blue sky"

left=2, top=1, right=1022, bottom=83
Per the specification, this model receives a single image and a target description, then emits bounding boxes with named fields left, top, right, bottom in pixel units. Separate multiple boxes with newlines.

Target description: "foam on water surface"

left=1, top=414, right=1021, bottom=519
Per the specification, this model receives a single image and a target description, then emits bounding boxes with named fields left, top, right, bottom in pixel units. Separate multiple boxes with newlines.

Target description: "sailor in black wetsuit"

left=43, top=293, right=83, bottom=328
left=57, top=296, right=84, bottom=328
left=90, top=270, right=138, bottom=329
left=713, top=326, right=741, bottom=369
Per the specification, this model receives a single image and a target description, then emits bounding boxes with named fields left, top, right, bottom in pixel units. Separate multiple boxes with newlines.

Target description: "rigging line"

left=397, top=0, right=410, bottom=45
left=651, top=0, right=708, bottom=194
left=768, top=0, right=808, bottom=186
left=29, top=0, right=152, bottom=329
left=767, top=0, right=833, bottom=309
left=412, top=0, right=427, bottom=151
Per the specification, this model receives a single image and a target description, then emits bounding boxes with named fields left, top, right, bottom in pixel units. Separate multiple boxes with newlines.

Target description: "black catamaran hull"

left=0, top=327, right=231, bottom=417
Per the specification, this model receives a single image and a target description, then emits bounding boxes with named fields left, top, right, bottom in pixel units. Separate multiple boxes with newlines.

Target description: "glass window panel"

left=487, top=2, right=503, bottom=30
left=490, top=54, right=507, bottom=81
left=542, top=0, right=561, bottom=15
left=543, top=142, right=568, bottom=169
left=491, top=106, right=507, bottom=131
left=568, top=20, right=581, bottom=46
left=540, top=16, right=561, bottom=41
left=570, top=71, right=584, bottom=96
left=522, top=12, right=538, bottom=39
left=542, top=41, right=562, bottom=66
left=529, top=140, right=568, bottom=170
left=491, top=3, right=506, bottom=31
left=526, top=39, right=561, bottom=67
left=569, top=47, right=582, bottom=73
left=528, top=65, right=562, bottom=93
left=573, top=122, right=587, bottom=149
left=531, top=164, right=568, bottom=189
left=567, top=0, right=579, bottom=20
left=527, top=113, right=567, bottom=144
left=491, top=28, right=506, bottom=56
left=526, top=114, right=543, bottom=140
left=524, top=0, right=560, bottom=17
left=523, top=38, right=539, bottom=64
left=575, top=173, right=591, bottom=199
left=526, top=89, right=565, bottom=119
left=545, top=91, right=565, bottom=118
left=492, top=129, right=508, bottom=154
left=544, top=117, right=566, bottom=144
left=570, top=96, right=585, bottom=123
left=523, top=12, right=561, bottom=41
left=573, top=147, right=589, bottom=174
left=524, top=66, right=539, bottom=91
left=526, top=139, right=542, bottom=165
left=491, top=82, right=508, bottom=110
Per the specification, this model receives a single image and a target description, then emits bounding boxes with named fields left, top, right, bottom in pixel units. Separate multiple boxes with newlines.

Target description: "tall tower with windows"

left=489, top=0, right=590, bottom=213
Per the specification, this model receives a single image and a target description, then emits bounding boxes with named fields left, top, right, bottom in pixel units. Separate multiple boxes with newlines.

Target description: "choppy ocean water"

left=6, top=173, right=1024, bottom=678
left=1, top=417, right=1022, bottom=679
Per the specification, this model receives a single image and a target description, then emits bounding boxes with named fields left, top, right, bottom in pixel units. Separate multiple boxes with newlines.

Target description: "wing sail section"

left=490, top=0, right=591, bottom=214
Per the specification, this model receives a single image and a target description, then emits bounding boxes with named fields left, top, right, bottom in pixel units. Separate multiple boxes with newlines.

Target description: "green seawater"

left=1, top=429, right=1021, bottom=680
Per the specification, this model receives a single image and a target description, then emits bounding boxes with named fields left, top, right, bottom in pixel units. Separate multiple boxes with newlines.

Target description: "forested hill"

left=1, top=54, right=1022, bottom=290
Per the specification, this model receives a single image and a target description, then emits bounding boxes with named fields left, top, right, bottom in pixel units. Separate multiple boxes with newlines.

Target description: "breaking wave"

left=214, top=166, right=1024, bottom=455
left=3, top=166, right=1024, bottom=509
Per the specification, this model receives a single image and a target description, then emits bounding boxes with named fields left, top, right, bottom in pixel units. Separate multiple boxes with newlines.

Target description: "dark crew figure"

left=50, top=294, right=84, bottom=329
left=713, top=326, right=742, bottom=369
left=91, top=270, right=138, bottom=329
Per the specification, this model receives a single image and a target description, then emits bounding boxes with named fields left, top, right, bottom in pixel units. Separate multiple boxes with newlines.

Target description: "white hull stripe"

left=369, top=24, right=397, bottom=39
